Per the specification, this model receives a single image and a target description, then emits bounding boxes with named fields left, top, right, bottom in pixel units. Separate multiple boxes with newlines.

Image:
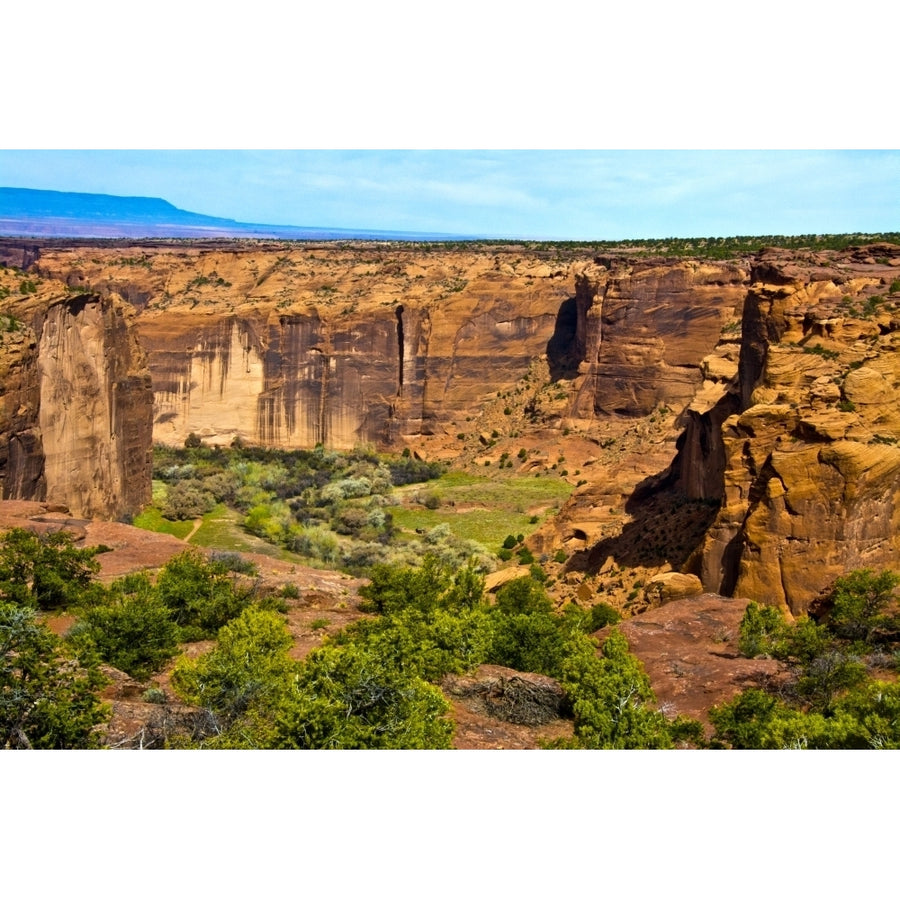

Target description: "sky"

left=2, top=149, right=897, bottom=241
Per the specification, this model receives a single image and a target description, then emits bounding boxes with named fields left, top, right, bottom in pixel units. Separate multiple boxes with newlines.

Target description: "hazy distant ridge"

left=0, top=187, right=467, bottom=241
left=0, top=187, right=238, bottom=224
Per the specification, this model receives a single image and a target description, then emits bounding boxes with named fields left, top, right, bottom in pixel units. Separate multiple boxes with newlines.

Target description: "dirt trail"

left=183, top=518, right=203, bottom=542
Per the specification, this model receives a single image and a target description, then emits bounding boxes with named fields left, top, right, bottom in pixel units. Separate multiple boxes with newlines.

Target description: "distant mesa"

left=0, top=186, right=469, bottom=242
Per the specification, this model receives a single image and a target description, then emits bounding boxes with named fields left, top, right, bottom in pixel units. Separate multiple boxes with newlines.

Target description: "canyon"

left=2, top=237, right=900, bottom=616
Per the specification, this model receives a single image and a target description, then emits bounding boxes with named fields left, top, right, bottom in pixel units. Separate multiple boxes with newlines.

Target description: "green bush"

left=0, top=528, right=102, bottom=610
left=556, top=630, right=679, bottom=749
left=155, top=550, right=252, bottom=641
left=161, top=479, right=215, bottom=520
left=172, top=606, right=296, bottom=745
left=487, top=578, right=568, bottom=677
left=589, top=602, right=621, bottom=631
left=737, top=601, right=787, bottom=658
left=0, top=601, right=109, bottom=748
left=275, top=642, right=454, bottom=749
left=827, top=568, right=900, bottom=644
left=69, top=574, right=179, bottom=680
left=209, top=551, right=258, bottom=576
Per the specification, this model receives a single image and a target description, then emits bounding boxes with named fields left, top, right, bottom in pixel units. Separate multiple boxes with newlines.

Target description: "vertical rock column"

left=37, top=294, right=153, bottom=519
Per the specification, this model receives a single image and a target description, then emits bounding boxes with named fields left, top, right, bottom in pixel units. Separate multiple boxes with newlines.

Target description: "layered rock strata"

left=686, top=247, right=900, bottom=615
left=0, top=277, right=153, bottom=519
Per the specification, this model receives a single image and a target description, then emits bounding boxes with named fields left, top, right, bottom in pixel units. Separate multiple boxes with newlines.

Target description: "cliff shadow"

left=546, top=296, right=581, bottom=381
left=582, top=474, right=721, bottom=574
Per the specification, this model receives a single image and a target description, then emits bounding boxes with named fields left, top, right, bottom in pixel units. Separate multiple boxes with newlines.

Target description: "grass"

left=189, top=504, right=306, bottom=562
left=132, top=507, right=194, bottom=540
left=188, top=505, right=279, bottom=555
left=399, top=471, right=572, bottom=511
left=151, top=479, right=168, bottom=505
left=389, top=506, right=538, bottom=552
left=388, top=471, right=573, bottom=553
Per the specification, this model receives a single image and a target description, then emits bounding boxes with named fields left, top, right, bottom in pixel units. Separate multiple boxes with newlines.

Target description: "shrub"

left=0, top=602, right=109, bottom=748
left=827, top=568, right=900, bottom=644
left=161, top=480, right=215, bottom=520
left=209, top=551, right=258, bottom=576
left=155, top=550, right=252, bottom=641
left=275, top=643, right=453, bottom=749
left=589, top=602, right=621, bottom=631
left=738, top=601, right=787, bottom=658
left=0, top=527, right=102, bottom=610
left=172, top=606, right=296, bottom=743
left=69, top=576, right=179, bottom=680
left=557, top=630, right=677, bottom=749
left=795, top=650, right=867, bottom=712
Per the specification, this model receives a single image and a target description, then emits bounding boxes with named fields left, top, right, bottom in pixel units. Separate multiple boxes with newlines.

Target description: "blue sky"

left=2, top=150, right=897, bottom=241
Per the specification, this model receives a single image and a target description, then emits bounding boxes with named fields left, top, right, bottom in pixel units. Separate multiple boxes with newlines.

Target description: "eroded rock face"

left=0, top=279, right=153, bottom=519
left=564, top=259, right=747, bottom=418
left=31, top=246, right=749, bottom=451
left=37, top=295, right=153, bottom=518
left=692, top=247, right=900, bottom=615
left=75, top=246, right=572, bottom=449
left=0, top=317, right=44, bottom=501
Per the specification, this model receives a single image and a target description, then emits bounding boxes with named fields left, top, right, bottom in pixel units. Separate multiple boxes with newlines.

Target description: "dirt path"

left=183, top=518, right=203, bottom=542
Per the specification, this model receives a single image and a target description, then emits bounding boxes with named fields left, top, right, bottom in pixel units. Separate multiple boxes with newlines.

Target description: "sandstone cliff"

left=0, top=266, right=153, bottom=519
left=686, top=246, right=900, bottom=615
left=32, top=244, right=573, bottom=449
left=4, top=239, right=900, bottom=615
left=529, top=245, right=900, bottom=617
left=28, top=245, right=748, bottom=453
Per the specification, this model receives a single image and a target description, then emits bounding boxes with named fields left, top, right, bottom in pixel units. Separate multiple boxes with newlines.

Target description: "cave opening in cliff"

left=395, top=305, right=405, bottom=394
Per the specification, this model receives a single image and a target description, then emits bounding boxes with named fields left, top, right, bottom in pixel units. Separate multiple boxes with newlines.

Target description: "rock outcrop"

left=0, top=271, right=153, bottom=519
left=686, top=247, right=900, bottom=615
left=33, top=244, right=573, bottom=449
left=562, top=259, right=746, bottom=418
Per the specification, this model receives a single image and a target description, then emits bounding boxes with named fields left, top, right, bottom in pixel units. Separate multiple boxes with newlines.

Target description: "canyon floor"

left=2, top=497, right=778, bottom=748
